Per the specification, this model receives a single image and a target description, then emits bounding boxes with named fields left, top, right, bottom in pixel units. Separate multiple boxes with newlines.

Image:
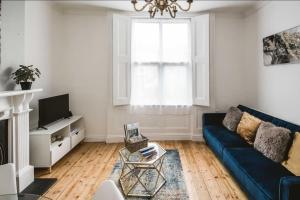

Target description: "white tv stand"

left=29, top=116, right=85, bottom=172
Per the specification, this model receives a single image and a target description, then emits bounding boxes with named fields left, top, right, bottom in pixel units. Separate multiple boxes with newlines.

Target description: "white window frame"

left=112, top=14, right=131, bottom=106
left=191, top=14, right=210, bottom=106
left=130, top=18, right=192, bottom=106
left=113, top=14, right=211, bottom=107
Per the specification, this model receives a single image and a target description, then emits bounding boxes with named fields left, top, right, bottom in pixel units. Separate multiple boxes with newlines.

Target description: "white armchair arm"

left=93, top=180, right=124, bottom=200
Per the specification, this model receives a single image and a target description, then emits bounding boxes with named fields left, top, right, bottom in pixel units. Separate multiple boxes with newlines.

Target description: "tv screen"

left=38, top=94, right=69, bottom=128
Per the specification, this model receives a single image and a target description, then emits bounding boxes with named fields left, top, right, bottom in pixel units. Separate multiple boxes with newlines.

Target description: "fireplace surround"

left=0, top=119, right=8, bottom=165
left=0, top=89, right=42, bottom=191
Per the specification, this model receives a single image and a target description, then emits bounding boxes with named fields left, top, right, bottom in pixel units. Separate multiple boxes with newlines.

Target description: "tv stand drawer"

left=71, top=129, right=85, bottom=148
left=51, top=137, right=70, bottom=165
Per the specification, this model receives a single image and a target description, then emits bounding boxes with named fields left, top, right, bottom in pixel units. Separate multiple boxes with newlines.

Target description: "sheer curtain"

left=131, top=19, right=192, bottom=108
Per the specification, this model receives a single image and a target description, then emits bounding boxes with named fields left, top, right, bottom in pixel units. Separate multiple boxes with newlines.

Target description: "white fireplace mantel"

left=0, top=88, right=42, bottom=191
left=0, top=89, right=42, bottom=117
left=0, top=89, right=42, bottom=97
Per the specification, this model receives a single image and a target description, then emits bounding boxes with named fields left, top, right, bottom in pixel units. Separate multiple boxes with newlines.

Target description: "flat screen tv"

left=38, top=94, right=70, bottom=128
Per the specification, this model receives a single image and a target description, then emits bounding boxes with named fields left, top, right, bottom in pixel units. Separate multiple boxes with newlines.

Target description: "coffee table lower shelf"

left=119, top=156, right=166, bottom=198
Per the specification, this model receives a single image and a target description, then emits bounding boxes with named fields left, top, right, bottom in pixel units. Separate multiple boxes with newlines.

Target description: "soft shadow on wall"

left=0, top=67, right=16, bottom=90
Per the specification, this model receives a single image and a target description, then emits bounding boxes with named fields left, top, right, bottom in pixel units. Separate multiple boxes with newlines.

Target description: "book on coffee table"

left=139, top=146, right=155, bottom=154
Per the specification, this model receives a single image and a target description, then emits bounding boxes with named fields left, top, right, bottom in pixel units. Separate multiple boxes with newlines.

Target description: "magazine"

left=124, top=122, right=142, bottom=142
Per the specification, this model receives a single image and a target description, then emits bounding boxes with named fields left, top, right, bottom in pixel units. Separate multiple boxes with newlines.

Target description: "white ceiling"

left=55, top=0, right=259, bottom=13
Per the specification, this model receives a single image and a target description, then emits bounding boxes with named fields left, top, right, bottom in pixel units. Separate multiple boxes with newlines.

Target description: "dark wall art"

left=263, top=25, right=300, bottom=66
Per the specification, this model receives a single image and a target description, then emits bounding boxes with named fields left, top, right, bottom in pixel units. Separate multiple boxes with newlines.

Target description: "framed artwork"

left=0, top=0, right=1, bottom=66
left=263, top=25, right=300, bottom=66
left=124, top=122, right=140, bottom=141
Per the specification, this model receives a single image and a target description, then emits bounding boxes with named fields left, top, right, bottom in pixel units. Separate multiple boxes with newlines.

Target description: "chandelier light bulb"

left=131, top=0, right=193, bottom=18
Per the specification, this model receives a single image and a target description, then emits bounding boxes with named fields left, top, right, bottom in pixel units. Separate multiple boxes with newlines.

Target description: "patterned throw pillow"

left=254, top=122, right=291, bottom=163
left=222, top=107, right=243, bottom=131
left=282, top=132, right=300, bottom=175
left=237, top=112, right=261, bottom=144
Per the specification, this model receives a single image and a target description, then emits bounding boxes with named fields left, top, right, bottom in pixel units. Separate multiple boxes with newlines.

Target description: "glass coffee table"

left=119, top=142, right=166, bottom=198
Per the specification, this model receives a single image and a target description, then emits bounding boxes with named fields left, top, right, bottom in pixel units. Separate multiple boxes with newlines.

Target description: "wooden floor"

left=36, top=141, right=247, bottom=200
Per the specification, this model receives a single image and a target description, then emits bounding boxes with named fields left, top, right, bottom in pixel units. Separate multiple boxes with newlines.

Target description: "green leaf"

left=10, top=65, right=41, bottom=84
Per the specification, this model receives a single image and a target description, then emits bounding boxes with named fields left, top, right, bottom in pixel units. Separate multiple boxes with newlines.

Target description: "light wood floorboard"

left=36, top=141, right=247, bottom=200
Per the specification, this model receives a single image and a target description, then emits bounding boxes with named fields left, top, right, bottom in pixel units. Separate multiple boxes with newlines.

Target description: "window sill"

left=116, top=105, right=193, bottom=115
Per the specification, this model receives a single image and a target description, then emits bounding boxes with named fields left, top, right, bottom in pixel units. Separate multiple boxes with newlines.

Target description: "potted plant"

left=11, top=65, right=41, bottom=90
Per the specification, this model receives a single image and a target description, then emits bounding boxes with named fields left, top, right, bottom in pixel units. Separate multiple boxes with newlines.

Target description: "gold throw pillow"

left=237, top=112, right=262, bottom=145
left=282, top=132, right=300, bottom=175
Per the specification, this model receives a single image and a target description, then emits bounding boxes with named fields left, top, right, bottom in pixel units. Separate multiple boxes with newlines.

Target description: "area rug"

left=21, top=178, right=57, bottom=196
left=110, top=150, right=189, bottom=199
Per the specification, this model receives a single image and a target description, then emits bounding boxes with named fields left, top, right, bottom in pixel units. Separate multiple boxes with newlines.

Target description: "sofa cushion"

left=237, top=105, right=274, bottom=122
left=254, top=122, right=291, bottom=163
left=282, top=132, right=300, bottom=175
left=223, top=148, right=294, bottom=200
left=237, top=112, right=262, bottom=145
left=203, top=125, right=250, bottom=159
left=238, top=105, right=300, bottom=134
left=222, top=107, right=243, bottom=131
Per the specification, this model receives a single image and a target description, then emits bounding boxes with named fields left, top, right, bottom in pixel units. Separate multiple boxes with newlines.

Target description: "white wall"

left=1, top=1, right=63, bottom=127
left=51, top=8, right=110, bottom=139
left=24, top=1, right=64, bottom=127
left=244, top=1, right=300, bottom=125
left=1, top=3, right=252, bottom=140
left=1, top=1, right=25, bottom=91
left=214, top=13, right=246, bottom=111
left=105, top=12, right=246, bottom=142
left=50, top=7, right=246, bottom=142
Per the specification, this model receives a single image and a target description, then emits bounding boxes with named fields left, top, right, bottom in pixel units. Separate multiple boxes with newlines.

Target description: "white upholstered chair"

left=93, top=180, right=124, bottom=200
left=0, top=163, right=17, bottom=195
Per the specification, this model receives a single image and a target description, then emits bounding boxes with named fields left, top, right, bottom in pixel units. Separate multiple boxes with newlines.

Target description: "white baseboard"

left=191, top=134, right=204, bottom=142
left=84, top=132, right=204, bottom=143
left=17, top=165, right=34, bottom=192
left=84, top=134, right=106, bottom=142
left=106, top=133, right=203, bottom=143
left=147, top=133, right=192, bottom=141
left=105, top=135, right=124, bottom=143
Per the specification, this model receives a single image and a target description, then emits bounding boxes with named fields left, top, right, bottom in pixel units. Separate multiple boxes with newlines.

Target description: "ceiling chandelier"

left=131, top=0, right=193, bottom=18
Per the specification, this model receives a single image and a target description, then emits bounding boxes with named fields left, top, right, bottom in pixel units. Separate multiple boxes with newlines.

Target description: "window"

left=130, top=19, right=192, bottom=106
left=113, top=14, right=210, bottom=107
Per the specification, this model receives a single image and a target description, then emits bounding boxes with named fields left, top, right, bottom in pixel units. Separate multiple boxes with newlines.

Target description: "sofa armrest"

left=202, top=113, right=226, bottom=127
left=280, top=176, right=300, bottom=200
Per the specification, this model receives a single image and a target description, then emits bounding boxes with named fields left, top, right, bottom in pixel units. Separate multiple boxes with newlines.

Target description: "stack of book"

left=139, top=146, right=157, bottom=158
left=71, top=128, right=80, bottom=135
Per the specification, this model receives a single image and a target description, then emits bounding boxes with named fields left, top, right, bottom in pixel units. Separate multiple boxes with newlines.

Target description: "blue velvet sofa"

left=203, top=105, right=300, bottom=200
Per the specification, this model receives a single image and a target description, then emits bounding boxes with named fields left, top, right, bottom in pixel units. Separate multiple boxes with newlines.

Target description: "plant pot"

left=20, top=82, right=32, bottom=90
